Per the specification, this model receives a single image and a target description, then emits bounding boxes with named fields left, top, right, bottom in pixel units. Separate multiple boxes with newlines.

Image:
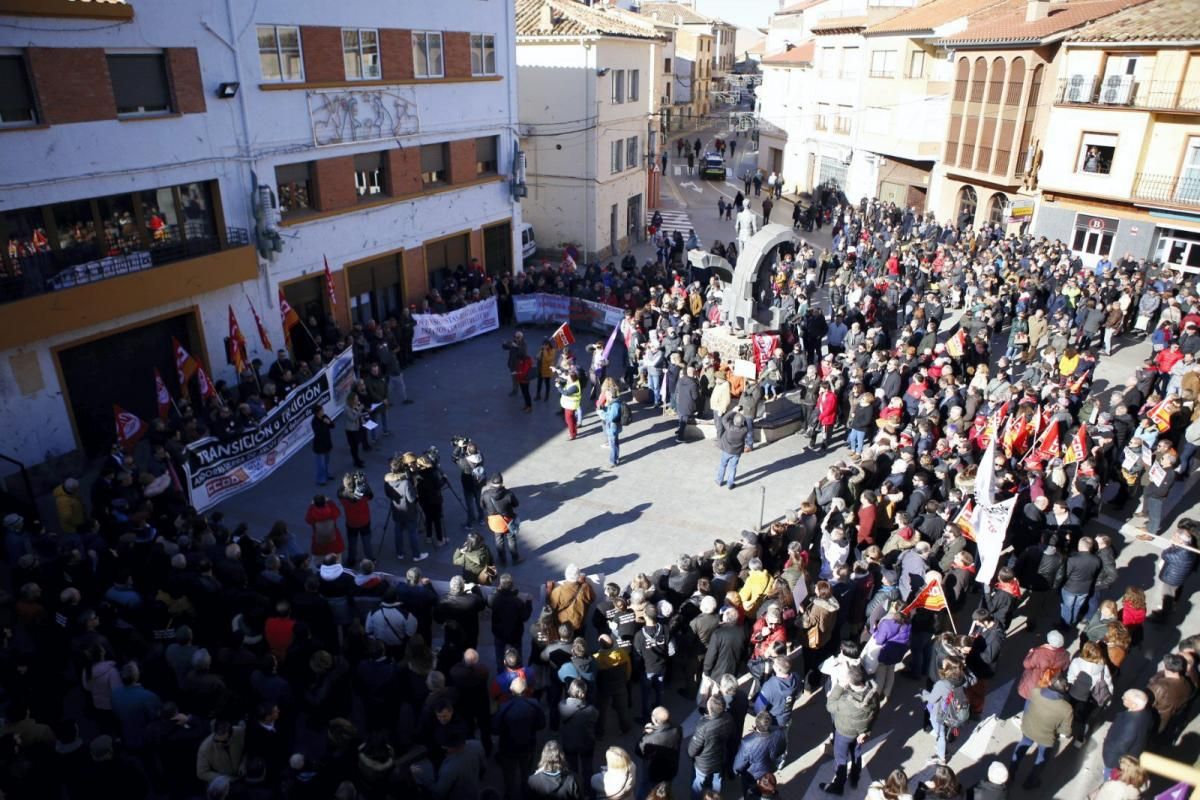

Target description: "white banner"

left=412, top=297, right=500, bottom=351
left=182, top=348, right=356, bottom=512
left=973, top=496, right=1018, bottom=586
left=512, top=293, right=624, bottom=333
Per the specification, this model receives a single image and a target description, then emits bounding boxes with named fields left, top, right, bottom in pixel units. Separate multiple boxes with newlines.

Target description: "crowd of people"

left=1, top=192, right=1199, bottom=800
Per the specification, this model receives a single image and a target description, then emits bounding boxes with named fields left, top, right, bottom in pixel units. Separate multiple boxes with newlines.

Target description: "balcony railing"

left=0, top=226, right=250, bottom=305
left=1132, top=173, right=1200, bottom=208
left=1055, top=78, right=1200, bottom=112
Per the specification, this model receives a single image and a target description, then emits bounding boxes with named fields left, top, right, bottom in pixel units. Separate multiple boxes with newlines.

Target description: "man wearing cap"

left=53, top=477, right=86, bottom=535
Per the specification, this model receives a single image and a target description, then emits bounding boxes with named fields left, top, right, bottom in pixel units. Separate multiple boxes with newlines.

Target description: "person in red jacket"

left=814, top=383, right=838, bottom=448
left=513, top=353, right=534, bottom=412
left=304, top=494, right=344, bottom=560
left=336, top=474, right=374, bottom=563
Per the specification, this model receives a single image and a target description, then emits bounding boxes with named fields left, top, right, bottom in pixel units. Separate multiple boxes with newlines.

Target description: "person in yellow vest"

left=558, top=368, right=582, bottom=440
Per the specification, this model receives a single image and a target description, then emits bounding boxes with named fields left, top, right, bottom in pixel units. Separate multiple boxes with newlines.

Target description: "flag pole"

left=943, top=604, right=958, bottom=635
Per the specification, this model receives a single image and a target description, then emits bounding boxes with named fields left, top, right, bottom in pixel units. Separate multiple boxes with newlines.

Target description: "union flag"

left=323, top=255, right=338, bottom=307
left=114, top=404, right=148, bottom=452
left=228, top=306, right=248, bottom=374
left=172, top=337, right=199, bottom=398
left=1147, top=399, right=1172, bottom=432
left=551, top=323, right=576, bottom=349
left=278, top=289, right=302, bottom=350
left=248, top=298, right=273, bottom=351
left=955, top=499, right=977, bottom=542
left=153, top=368, right=171, bottom=420
left=903, top=578, right=948, bottom=615
left=196, top=364, right=217, bottom=402
left=1063, top=424, right=1089, bottom=465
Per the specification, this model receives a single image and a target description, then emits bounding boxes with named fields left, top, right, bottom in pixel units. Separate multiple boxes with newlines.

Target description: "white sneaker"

left=414, top=552, right=429, bottom=562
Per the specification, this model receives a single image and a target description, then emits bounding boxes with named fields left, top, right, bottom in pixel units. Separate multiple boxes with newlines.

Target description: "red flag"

left=1063, top=424, right=1089, bottom=465
left=323, top=255, right=338, bottom=307
left=945, top=328, right=967, bottom=359
left=248, top=299, right=273, bottom=351
left=1147, top=399, right=1172, bottom=432
left=551, top=323, right=575, bottom=349
left=228, top=306, right=248, bottom=374
left=172, top=337, right=199, bottom=398
left=1022, top=419, right=1061, bottom=468
left=278, top=289, right=302, bottom=349
left=902, top=578, right=948, bottom=615
left=113, top=404, right=148, bottom=452
left=196, top=364, right=217, bottom=402
left=1002, top=414, right=1032, bottom=458
left=979, top=401, right=1008, bottom=450
left=955, top=499, right=977, bottom=542
left=153, top=368, right=171, bottom=420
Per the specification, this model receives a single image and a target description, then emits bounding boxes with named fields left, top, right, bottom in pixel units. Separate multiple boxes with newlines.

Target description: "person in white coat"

left=736, top=202, right=759, bottom=251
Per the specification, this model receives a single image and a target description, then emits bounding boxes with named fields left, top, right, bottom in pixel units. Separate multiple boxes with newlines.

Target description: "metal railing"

left=0, top=226, right=249, bottom=305
left=1055, top=78, right=1200, bottom=112
left=1132, top=173, right=1200, bottom=208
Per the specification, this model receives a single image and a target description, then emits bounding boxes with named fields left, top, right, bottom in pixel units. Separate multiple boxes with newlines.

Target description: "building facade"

left=1030, top=0, right=1200, bottom=271
left=516, top=0, right=662, bottom=260
left=0, top=0, right=522, bottom=473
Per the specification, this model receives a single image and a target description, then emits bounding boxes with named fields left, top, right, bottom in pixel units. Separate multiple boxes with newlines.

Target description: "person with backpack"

left=922, top=656, right=972, bottom=766
left=599, top=379, right=626, bottom=468
left=1009, top=674, right=1073, bottom=790
left=304, top=494, right=344, bottom=561
left=1016, top=630, right=1069, bottom=707
left=820, top=664, right=881, bottom=795
left=481, top=472, right=522, bottom=565
left=1065, top=641, right=1113, bottom=745
left=365, top=588, right=417, bottom=660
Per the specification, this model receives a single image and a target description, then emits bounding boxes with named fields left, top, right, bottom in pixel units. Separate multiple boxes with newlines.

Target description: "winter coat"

left=756, top=672, right=801, bottom=727
left=717, top=409, right=749, bottom=454
left=591, top=766, right=636, bottom=800
left=1159, top=544, right=1198, bottom=587
left=1148, top=671, right=1194, bottom=732
left=803, top=597, right=840, bottom=649
left=732, top=726, right=787, bottom=780
left=827, top=682, right=880, bottom=737
left=703, top=622, right=745, bottom=678
left=675, top=375, right=701, bottom=419
left=557, top=697, right=599, bottom=754
left=54, top=484, right=86, bottom=534
left=1102, top=707, right=1154, bottom=768
left=489, top=586, right=532, bottom=644
left=898, top=550, right=927, bottom=601
left=196, top=724, right=246, bottom=782
left=1066, top=657, right=1113, bottom=705
left=528, top=770, right=581, bottom=800
left=1020, top=688, right=1073, bottom=746
left=636, top=722, right=683, bottom=784
left=688, top=712, right=736, bottom=773
left=872, top=617, right=911, bottom=666
left=1062, top=551, right=1102, bottom=594
left=492, top=696, right=546, bottom=755
left=1018, top=645, right=1070, bottom=700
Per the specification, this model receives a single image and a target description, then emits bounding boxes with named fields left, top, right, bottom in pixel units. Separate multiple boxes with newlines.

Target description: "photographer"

left=482, top=473, right=522, bottom=565
left=336, top=472, right=374, bottom=563
left=502, top=331, right=528, bottom=397
left=383, top=454, right=427, bottom=562
left=415, top=451, right=449, bottom=548
left=453, top=438, right=488, bottom=528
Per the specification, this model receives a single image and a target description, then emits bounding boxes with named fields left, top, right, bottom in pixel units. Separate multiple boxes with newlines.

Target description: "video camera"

left=346, top=470, right=370, bottom=500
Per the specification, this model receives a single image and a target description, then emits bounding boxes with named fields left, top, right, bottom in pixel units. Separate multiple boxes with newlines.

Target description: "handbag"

left=478, top=565, right=497, bottom=586
left=487, top=514, right=512, bottom=534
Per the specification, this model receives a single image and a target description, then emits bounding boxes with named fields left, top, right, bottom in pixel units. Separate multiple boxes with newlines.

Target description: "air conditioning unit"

left=1101, top=74, right=1134, bottom=105
left=1065, top=73, right=1096, bottom=103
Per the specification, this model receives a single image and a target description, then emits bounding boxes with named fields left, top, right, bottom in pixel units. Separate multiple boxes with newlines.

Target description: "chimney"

left=1025, top=0, right=1050, bottom=22
left=539, top=1, right=554, bottom=32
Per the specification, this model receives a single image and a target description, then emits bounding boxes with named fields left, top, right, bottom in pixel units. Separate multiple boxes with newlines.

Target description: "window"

left=1179, top=137, right=1200, bottom=203
left=629, top=69, right=639, bottom=102
left=956, top=186, right=978, bottom=226
left=354, top=152, right=385, bottom=199
left=611, top=140, right=624, bottom=174
left=179, top=182, right=215, bottom=240
left=1071, top=214, right=1117, bottom=257
left=664, top=57, right=671, bottom=74
left=665, top=83, right=671, bottom=102
left=276, top=163, right=314, bottom=217
left=820, top=47, right=836, bottom=78
left=0, top=54, right=37, bottom=126
left=869, top=50, right=897, bottom=78
left=342, top=29, right=380, bottom=80
left=626, top=136, right=639, bottom=169
left=413, top=32, right=444, bottom=79
left=470, top=34, right=496, bottom=76
left=257, top=25, right=303, bottom=83
left=107, top=53, right=172, bottom=117
left=420, top=143, right=447, bottom=186
left=1077, top=132, right=1117, bottom=174
left=987, top=193, right=1008, bottom=226
left=475, top=136, right=498, bottom=175
left=841, top=47, right=859, bottom=79
left=816, top=102, right=830, bottom=130
left=908, top=50, right=926, bottom=79
left=835, top=105, right=852, bottom=134
left=611, top=69, right=625, bottom=104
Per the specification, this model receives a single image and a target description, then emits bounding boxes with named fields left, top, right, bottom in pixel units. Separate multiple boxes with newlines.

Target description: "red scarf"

left=995, top=579, right=1022, bottom=600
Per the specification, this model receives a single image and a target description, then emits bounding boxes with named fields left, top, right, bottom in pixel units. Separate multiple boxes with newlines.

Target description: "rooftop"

left=761, top=41, right=817, bottom=65
left=1066, top=0, right=1200, bottom=40
left=809, top=14, right=871, bottom=31
left=776, top=0, right=828, bottom=15
left=866, top=0, right=1011, bottom=35
left=515, top=0, right=663, bottom=40
left=638, top=2, right=729, bottom=27
left=936, top=0, right=1152, bottom=45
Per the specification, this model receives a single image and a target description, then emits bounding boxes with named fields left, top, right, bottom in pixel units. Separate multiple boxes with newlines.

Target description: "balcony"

left=1054, top=78, right=1200, bottom=112
left=1132, top=173, right=1200, bottom=209
left=1, top=226, right=249, bottom=306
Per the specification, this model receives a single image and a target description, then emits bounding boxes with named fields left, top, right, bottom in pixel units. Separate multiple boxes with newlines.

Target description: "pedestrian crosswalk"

left=646, top=208, right=695, bottom=238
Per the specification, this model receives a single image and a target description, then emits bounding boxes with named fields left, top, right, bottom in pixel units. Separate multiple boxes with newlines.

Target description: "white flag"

left=974, top=436, right=998, bottom=506
left=974, top=496, right=1018, bottom=585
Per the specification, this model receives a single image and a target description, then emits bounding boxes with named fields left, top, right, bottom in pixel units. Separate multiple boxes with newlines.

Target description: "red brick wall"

left=300, top=26, right=344, bottom=84
left=380, top=29, right=414, bottom=82
left=385, top=147, right=422, bottom=196
left=27, top=48, right=116, bottom=124
left=312, top=156, right=357, bottom=211
left=448, top=139, right=476, bottom=184
left=443, top=32, right=472, bottom=79
left=166, top=48, right=206, bottom=114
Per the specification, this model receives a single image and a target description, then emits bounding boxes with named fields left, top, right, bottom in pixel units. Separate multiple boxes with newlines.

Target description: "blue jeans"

left=372, top=405, right=388, bottom=440
left=928, top=711, right=948, bottom=760
left=641, top=672, right=664, bottom=719
left=1012, top=736, right=1049, bottom=765
left=833, top=731, right=859, bottom=768
left=495, top=530, right=520, bottom=562
left=716, top=451, right=740, bottom=487
left=1060, top=589, right=1089, bottom=626
left=1179, top=441, right=1198, bottom=476
left=692, top=767, right=723, bottom=800
left=606, top=428, right=621, bottom=465
left=392, top=515, right=423, bottom=559
left=648, top=373, right=662, bottom=406
left=848, top=428, right=867, bottom=453
left=314, top=452, right=331, bottom=484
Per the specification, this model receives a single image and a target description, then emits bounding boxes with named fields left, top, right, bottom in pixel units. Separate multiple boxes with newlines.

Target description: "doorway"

left=769, top=147, right=783, bottom=174
left=610, top=203, right=619, bottom=257
left=347, top=253, right=404, bottom=326
left=57, top=312, right=198, bottom=456
left=626, top=195, right=643, bottom=244
left=483, top=222, right=513, bottom=276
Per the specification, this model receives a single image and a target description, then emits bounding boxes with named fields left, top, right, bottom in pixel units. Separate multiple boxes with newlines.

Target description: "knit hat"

left=1046, top=630, right=1065, bottom=648
left=987, top=762, right=1009, bottom=784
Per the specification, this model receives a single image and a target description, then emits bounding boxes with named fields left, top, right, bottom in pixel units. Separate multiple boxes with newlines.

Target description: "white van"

left=520, top=223, right=536, bottom=261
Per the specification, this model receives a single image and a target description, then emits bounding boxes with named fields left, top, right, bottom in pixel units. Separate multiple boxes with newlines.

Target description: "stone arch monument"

left=725, top=222, right=802, bottom=331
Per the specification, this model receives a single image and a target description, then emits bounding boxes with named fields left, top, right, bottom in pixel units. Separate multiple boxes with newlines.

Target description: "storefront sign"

left=1005, top=200, right=1034, bottom=223
left=183, top=348, right=356, bottom=512
left=412, top=297, right=500, bottom=351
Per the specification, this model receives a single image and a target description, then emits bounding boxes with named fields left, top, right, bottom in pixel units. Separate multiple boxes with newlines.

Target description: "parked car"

left=520, top=223, right=536, bottom=261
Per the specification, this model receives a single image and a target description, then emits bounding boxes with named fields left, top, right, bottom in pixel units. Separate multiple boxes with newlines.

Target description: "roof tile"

left=937, top=0, right=1153, bottom=44
left=515, top=0, right=663, bottom=39
left=761, top=41, right=816, bottom=65
left=866, top=0, right=1012, bottom=35
left=1067, top=0, right=1200, bottom=40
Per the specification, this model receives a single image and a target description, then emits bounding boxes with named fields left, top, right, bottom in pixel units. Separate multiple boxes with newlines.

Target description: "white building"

left=0, top=0, right=522, bottom=474
left=516, top=0, right=664, bottom=260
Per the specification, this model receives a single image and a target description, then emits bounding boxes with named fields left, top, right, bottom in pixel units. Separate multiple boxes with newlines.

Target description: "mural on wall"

left=307, top=88, right=420, bottom=147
